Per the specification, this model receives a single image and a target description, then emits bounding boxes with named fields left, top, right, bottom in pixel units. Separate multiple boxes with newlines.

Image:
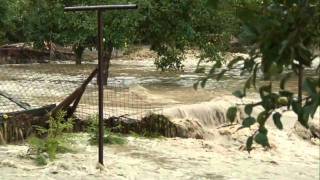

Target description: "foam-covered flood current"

left=0, top=57, right=319, bottom=180
left=0, top=59, right=247, bottom=113
left=0, top=58, right=317, bottom=112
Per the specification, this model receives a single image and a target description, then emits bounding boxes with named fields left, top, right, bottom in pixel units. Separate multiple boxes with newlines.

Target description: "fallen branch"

left=51, top=68, right=98, bottom=115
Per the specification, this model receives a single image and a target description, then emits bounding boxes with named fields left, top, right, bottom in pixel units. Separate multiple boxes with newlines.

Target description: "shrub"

left=87, top=115, right=127, bottom=145
left=27, top=111, right=74, bottom=165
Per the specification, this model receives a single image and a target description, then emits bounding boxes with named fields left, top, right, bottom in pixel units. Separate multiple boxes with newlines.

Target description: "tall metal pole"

left=97, top=10, right=104, bottom=165
left=64, top=4, right=137, bottom=166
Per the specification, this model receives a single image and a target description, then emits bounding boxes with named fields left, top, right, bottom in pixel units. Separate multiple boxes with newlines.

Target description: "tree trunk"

left=73, top=45, right=85, bottom=65
left=49, top=41, right=55, bottom=60
left=298, top=63, right=304, bottom=122
left=103, top=41, right=113, bottom=82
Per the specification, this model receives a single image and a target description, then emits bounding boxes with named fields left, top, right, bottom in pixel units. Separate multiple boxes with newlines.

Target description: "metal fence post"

left=97, top=10, right=104, bottom=165
left=64, top=4, right=137, bottom=166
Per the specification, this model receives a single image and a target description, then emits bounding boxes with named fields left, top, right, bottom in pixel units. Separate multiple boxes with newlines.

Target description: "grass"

left=86, top=115, right=165, bottom=144
left=35, top=153, right=48, bottom=166
left=27, top=135, right=76, bottom=166
left=87, top=116, right=127, bottom=145
left=87, top=126, right=127, bottom=145
left=26, top=111, right=75, bottom=166
left=130, top=131, right=164, bottom=139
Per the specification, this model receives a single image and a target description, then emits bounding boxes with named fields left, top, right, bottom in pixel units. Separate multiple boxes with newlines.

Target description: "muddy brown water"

left=0, top=58, right=319, bottom=180
left=0, top=59, right=315, bottom=111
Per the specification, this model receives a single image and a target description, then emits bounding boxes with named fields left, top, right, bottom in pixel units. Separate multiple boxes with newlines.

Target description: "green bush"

left=27, top=111, right=74, bottom=165
left=35, top=153, right=48, bottom=166
left=130, top=131, right=163, bottom=139
left=87, top=115, right=127, bottom=145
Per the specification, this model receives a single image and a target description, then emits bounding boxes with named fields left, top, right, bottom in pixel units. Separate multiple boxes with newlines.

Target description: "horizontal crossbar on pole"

left=64, top=4, right=138, bottom=11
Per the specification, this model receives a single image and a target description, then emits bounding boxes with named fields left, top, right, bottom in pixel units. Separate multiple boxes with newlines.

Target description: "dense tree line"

left=0, top=0, right=238, bottom=67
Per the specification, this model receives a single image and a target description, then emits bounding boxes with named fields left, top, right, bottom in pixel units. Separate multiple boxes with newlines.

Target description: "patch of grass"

left=129, top=131, right=164, bottom=139
left=27, top=134, right=76, bottom=165
left=142, top=131, right=164, bottom=139
left=103, top=129, right=127, bottom=145
left=133, top=113, right=169, bottom=139
left=35, top=153, right=48, bottom=166
left=87, top=115, right=127, bottom=145
left=27, top=111, right=75, bottom=165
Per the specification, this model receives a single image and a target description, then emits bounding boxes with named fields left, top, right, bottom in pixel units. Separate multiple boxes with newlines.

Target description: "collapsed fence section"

left=0, top=63, right=162, bottom=121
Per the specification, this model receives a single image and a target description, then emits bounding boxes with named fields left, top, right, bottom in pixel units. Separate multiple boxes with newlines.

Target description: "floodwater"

left=1, top=55, right=314, bottom=112
left=0, top=56, right=247, bottom=117
left=0, top=50, right=319, bottom=180
left=0, top=131, right=319, bottom=180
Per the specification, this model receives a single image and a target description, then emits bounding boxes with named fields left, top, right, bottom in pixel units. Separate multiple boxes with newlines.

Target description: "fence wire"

left=0, top=63, right=162, bottom=120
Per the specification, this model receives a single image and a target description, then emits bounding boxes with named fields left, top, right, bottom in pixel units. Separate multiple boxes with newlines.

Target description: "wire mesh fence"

left=0, top=63, right=162, bottom=121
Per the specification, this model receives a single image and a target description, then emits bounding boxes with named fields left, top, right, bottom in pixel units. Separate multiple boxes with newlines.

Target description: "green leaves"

left=142, top=0, right=232, bottom=71
left=244, top=104, right=253, bottom=115
left=243, top=117, right=256, bottom=127
left=257, top=111, right=270, bottom=127
left=246, top=136, right=253, bottom=152
left=254, top=131, right=269, bottom=147
left=277, top=97, right=289, bottom=106
left=206, top=0, right=220, bottom=9
left=261, top=94, right=278, bottom=111
left=229, top=1, right=320, bottom=152
left=226, top=106, right=238, bottom=123
left=259, top=84, right=281, bottom=111
left=239, top=24, right=258, bottom=44
left=27, top=111, right=75, bottom=165
left=291, top=100, right=302, bottom=115
left=252, top=63, right=259, bottom=89
left=302, top=77, right=320, bottom=119
left=259, top=84, right=272, bottom=98
left=232, top=75, right=254, bottom=98
left=304, top=78, right=318, bottom=98
left=232, top=90, right=245, bottom=99
left=272, top=112, right=283, bottom=130
left=291, top=99, right=314, bottom=129
left=200, top=78, right=208, bottom=88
